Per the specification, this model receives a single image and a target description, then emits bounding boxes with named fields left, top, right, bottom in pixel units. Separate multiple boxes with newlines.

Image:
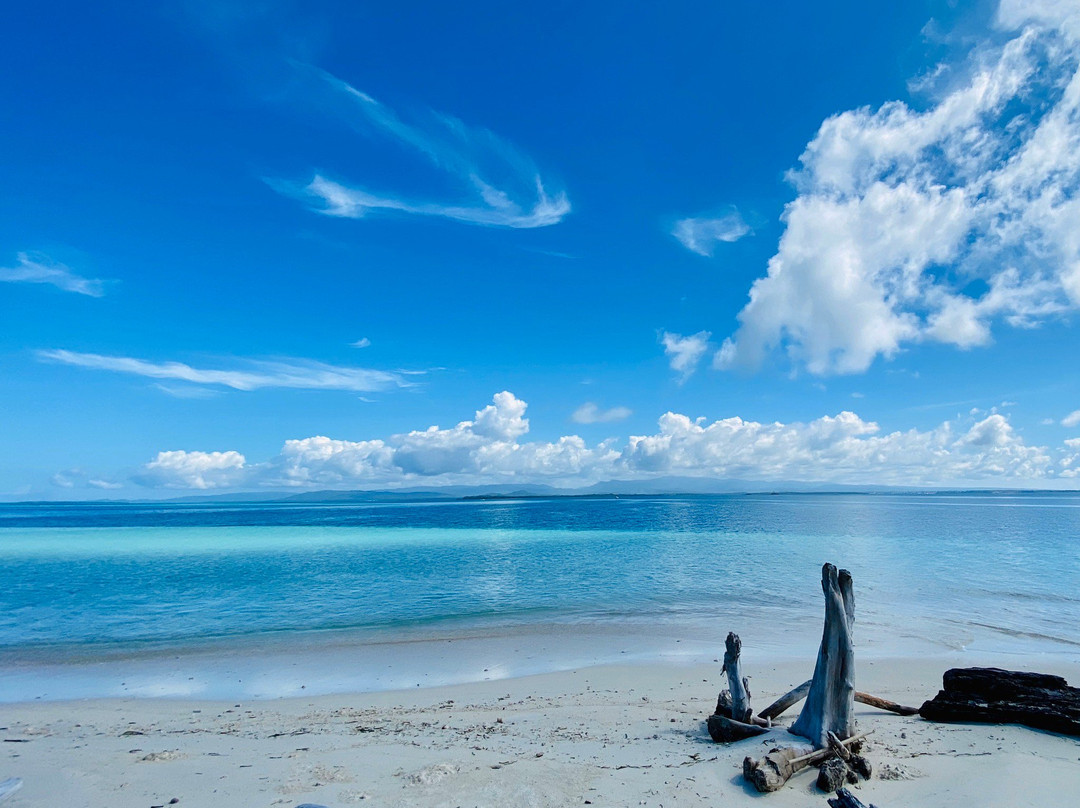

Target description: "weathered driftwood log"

left=827, top=787, right=879, bottom=808
left=707, top=713, right=769, bottom=743
left=856, top=691, right=919, bottom=716
left=742, top=746, right=811, bottom=792
left=722, top=632, right=752, bottom=722
left=790, top=563, right=856, bottom=748
left=760, top=680, right=811, bottom=720
left=761, top=679, right=917, bottom=720
left=919, top=667, right=1080, bottom=737
left=742, top=731, right=870, bottom=792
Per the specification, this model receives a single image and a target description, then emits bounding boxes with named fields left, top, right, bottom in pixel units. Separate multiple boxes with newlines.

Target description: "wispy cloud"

left=272, top=68, right=570, bottom=229
left=672, top=212, right=751, bottom=256
left=37, top=349, right=414, bottom=393
left=153, top=384, right=221, bottom=399
left=660, top=330, right=712, bottom=382
left=571, top=402, right=632, bottom=424
left=351, top=337, right=371, bottom=348
left=0, top=252, right=107, bottom=297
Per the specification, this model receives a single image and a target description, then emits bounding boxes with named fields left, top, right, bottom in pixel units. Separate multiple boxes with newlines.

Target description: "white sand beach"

left=4, top=653, right=1079, bottom=808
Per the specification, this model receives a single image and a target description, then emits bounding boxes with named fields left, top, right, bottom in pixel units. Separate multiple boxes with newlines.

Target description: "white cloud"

left=273, top=69, right=569, bottom=229
left=136, top=450, right=247, bottom=489
left=51, top=469, right=123, bottom=491
left=127, top=391, right=1080, bottom=492
left=672, top=211, right=751, bottom=256
left=571, top=402, right=633, bottom=424
left=719, top=3, right=1080, bottom=375
left=0, top=252, right=106, bottom=297
left=1063, top=409, right=1080, bottom=427
left=660, top=331, right=711, bottom=382
left=38, top=349, right=414, bottom=393
left=153, top=384, right=220, bottom=399
left=351, top=337, right=371, bottom=348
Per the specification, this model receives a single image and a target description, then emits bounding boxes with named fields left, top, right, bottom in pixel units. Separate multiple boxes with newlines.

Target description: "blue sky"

left=4, top=0, right=1080, bottom=497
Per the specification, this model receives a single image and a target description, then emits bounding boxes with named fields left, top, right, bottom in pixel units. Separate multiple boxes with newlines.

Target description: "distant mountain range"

left=163, top=476, right=944, bottom=504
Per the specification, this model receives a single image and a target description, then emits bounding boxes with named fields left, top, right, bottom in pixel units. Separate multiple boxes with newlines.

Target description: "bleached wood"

left=742, top=731, right=870, bottom=793
left=760, top=679, right=811, bottom=720
left=855, top=690, right=919, bottom=716
left=721, top=632, right=752, bottom=723
left=789, top=563, right=856, bottom=749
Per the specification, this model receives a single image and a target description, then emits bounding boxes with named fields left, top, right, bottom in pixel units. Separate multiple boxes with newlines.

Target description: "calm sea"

left=2, top=492, right=1079, bottom=699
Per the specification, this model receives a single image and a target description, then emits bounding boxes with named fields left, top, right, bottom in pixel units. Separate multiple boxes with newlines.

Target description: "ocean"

left=2, top=492, right=1079, bottom=701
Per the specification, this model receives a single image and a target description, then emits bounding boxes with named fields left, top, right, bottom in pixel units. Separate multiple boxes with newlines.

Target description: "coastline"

left=5, top=609, right=1079, bottom=704
left=4, top=653, right=1080, bottom=807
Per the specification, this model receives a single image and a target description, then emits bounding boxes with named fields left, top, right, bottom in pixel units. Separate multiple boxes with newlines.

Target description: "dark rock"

left=919, top=667, right=1080, bottom=737
left=849, top=753, right=872, bottom=780
left=827, top=788, right=878, bottom=808
left=816, top=757, right=850, bottom=792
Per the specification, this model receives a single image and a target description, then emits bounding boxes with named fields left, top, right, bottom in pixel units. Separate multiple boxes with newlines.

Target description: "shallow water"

left=2, top=492, right=1079, bottom=700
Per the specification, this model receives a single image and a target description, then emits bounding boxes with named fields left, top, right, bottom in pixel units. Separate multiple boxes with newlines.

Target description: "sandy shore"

left=4, top=653, right=1080, bottom=807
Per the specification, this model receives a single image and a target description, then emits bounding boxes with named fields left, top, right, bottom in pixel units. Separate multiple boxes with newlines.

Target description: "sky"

left=4, top=0, right=1080, bottom=498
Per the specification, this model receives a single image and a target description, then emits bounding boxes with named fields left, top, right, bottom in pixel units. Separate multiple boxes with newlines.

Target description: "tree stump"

left=722, top=632, right=752, bottom=723
left=790, top=563, right=856, bottom=748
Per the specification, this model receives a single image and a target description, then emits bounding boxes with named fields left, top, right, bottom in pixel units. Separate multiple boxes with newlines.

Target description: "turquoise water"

left=2, top=492, right=1080, bottom=698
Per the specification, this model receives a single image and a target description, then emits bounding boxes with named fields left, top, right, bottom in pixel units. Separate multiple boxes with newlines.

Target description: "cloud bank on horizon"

left=76, top=391, right=1080, bottom=492
left=711, top=0, right=1080, bottom=376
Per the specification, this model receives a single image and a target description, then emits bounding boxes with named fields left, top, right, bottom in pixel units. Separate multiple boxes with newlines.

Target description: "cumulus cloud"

left=272, top=69, right=569, bottom=229
left=135, top=450, right=247, bottom=489
left=719, top=1, right=1080, bottom=374
left=660, top=331, right=712, bottom=382
left=126, top=390, right=1080, bottom=492
left=672, top=211, right=751, bottom=256
left=37, top=349, right=414, bottom=393
left=0, top=252, right=106, bottom=297
left=571, top=402, right=633, bottom=424
left=1063, top=409, right=1080, bottom=427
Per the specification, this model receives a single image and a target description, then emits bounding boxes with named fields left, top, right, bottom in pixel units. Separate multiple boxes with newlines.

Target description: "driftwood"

left=760, top=680, right=811, bottom=720
left=707, top=713, right=769, bottom=743
left=710, top=631, right=773, bottom=740
left=722, top=632, right=752, bottom=722
left=742, top=746, right=810, bottom=792
left=828, top=787, right=879, bottom=808
left=815, top=730, right=872, bottom=791
left=716, top=689, right=771, bottom=728
left=919, top=667, right=1080, bottom=737
left=761, top=679, right=917, bottom=720
left=856, top=691, right=919, bottom=716
left=790, top=563, right=856, bottom=748
left=742, top=731, right=870, bottom=792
